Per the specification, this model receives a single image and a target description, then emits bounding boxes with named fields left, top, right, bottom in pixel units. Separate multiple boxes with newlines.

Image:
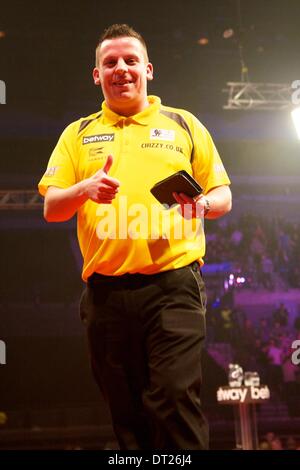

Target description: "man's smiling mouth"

left=113, top=80, right=133, bottom=86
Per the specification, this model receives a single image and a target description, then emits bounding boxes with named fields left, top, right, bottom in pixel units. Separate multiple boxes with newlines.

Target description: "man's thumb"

left=102, top=154, right=113, bottom=174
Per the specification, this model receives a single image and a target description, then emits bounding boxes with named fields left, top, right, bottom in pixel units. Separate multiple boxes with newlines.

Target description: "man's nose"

left=115, top=58, right=128, bottom=73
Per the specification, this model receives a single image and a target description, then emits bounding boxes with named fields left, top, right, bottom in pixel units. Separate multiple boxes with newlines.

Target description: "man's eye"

left=127, top=59, right=136, bottom=64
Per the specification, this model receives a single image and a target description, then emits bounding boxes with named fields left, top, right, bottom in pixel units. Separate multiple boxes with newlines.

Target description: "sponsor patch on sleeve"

left=214, top=163, right=225, bottom=173
left=44, top=166, right=59, bottom=177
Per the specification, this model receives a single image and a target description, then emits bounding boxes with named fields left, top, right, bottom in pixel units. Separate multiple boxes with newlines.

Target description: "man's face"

left=93, top=37, right=153, bottom=116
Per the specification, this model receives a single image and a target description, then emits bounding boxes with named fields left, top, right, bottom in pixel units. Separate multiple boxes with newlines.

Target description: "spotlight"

left=223, top=29, right=234, bottom=39
left=197, top=37, right=209, bottom=46
left=291, top=107, right=300, bottom=140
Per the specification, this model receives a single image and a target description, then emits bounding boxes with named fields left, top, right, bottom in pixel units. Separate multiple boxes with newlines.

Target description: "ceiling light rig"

left=0, top=190, right=43, bottom=210
left=223, top=82, right=292, bottom=111
left=222, top=0, right=293, bottom=113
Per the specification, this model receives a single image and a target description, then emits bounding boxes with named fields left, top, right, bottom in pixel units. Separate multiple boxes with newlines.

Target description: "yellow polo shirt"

left=38, top=96, right=230, bottom=281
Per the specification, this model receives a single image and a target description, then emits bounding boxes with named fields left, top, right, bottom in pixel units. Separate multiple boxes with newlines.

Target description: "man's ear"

left=93, top=68, right=101, bottom=86
left=146, top=63, right=154, bottom=81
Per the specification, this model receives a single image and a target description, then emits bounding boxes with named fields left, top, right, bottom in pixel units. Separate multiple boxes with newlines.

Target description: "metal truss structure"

left=0, top=190, right=43, bottom=210
left=223, top=82, right=292, bottom=110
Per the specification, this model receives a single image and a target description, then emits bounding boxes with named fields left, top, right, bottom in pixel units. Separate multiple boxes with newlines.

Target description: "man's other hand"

left=173, top=192, right=205, bottom=219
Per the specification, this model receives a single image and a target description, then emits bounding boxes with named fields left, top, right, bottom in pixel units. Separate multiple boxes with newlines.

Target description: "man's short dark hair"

left=95, top=24, right=149, bottom=66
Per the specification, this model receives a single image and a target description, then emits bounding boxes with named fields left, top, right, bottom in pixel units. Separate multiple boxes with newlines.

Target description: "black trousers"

left=80, top=262, right=209, bottom=450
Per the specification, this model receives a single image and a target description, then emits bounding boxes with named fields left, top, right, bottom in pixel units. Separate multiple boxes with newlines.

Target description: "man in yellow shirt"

left=38, top=24, right=232, bottom=450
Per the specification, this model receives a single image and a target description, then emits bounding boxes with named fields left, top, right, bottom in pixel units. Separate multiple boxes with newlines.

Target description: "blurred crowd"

left=258, top=432, right=300, bottom=450
left=207, top=300, right=300, bottom=415
left=205, top=214, right=300, bottom=289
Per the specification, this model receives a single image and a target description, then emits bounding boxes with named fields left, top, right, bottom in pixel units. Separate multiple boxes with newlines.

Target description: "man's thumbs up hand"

left=85, top=155, right=120, bottom=204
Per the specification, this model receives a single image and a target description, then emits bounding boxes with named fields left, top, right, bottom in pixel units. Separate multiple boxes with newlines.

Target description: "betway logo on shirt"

left=150, top=128, right=175, bottom=141
left=83, top=134, right=115, bottom=145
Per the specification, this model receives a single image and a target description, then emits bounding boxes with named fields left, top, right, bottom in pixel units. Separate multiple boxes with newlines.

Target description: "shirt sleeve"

left=190, top=116, right=231, bottom=194
left=38, top=121, right=78, bottom=196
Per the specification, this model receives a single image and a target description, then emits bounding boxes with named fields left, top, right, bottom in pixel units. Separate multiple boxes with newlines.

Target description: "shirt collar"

left=101, top=96, right=161, bottom=126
